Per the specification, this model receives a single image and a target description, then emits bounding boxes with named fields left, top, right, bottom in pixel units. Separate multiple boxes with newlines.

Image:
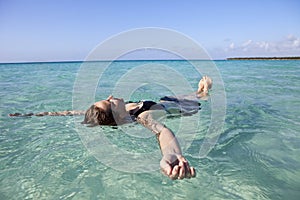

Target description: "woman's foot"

left=197, top=76, right=212, bottom=97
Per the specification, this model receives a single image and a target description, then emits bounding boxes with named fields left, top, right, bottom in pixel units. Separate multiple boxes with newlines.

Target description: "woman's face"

left=94, top=95, right=127, bottom=117
left=94, top=99, right=111, bottom=112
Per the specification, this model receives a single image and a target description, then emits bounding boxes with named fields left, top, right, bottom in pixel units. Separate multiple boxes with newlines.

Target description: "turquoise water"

left=0, top=60, right=299, bottom=199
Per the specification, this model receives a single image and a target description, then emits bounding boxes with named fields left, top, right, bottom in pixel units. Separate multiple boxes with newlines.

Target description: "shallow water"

left=0, top=60, right=299, bottom=199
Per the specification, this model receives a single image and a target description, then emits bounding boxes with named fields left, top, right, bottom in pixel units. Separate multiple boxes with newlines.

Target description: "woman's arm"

left=137, top=110, right=196, bottom=180
left=9, top=110, right=86, bottom=117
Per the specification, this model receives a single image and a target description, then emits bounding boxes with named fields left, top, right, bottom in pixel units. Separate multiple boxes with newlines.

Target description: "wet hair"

left=81, top=105, right=116, bottom=126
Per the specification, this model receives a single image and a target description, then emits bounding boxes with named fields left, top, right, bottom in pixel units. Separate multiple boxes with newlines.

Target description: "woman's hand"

left=160, top=154, right=196, bottom=180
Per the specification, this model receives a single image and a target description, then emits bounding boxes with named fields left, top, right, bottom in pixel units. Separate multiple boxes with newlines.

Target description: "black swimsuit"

left=128, top=96, right=201, bottom=119
left=131, top=101, right=158, bottom=118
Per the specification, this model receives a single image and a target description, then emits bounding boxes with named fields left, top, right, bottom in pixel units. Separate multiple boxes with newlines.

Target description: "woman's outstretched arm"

left=9, top=110, right=86, bottom=117
left=136, top=110, right=196, bottom=180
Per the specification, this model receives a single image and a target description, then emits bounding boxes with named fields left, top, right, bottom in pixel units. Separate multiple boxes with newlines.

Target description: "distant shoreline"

left=227, top=56, right=300, bottom=60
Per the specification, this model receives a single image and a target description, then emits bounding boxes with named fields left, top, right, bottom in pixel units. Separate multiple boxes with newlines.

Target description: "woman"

left=82, top=75, right=212, bottom=126
left=81, top=76, right=212, bottom=180
left=9, top=76, right=212, bottom=180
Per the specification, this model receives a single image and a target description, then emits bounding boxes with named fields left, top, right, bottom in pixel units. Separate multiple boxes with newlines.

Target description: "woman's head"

left=81, top=96, right=127, bottom=126
left=82, top=104, right=116, bottom=126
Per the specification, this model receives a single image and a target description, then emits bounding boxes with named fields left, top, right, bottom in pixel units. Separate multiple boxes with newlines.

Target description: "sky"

left=0, top=0, right=299, bottom=62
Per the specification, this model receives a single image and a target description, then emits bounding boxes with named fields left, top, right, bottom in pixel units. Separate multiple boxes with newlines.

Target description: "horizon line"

left=1, top=56, right=300, bottom=64
left=0, top=58, right=226, bottom=65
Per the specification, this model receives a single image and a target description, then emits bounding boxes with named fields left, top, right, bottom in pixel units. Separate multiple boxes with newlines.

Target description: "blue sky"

left=0, top=0, right=299, bottom=62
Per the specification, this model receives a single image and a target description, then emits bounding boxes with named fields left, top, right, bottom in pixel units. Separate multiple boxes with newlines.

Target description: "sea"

left=0, top=60, right=299, bottom=200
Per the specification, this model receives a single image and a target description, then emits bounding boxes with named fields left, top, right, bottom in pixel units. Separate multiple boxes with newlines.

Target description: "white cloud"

left=292, top=38, right=300, bottom=47
left=242, top=40, right=252, bottom=47
left=225, top=35, right=300, bottom=57
left=287, top=34, right=297, bottom=41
